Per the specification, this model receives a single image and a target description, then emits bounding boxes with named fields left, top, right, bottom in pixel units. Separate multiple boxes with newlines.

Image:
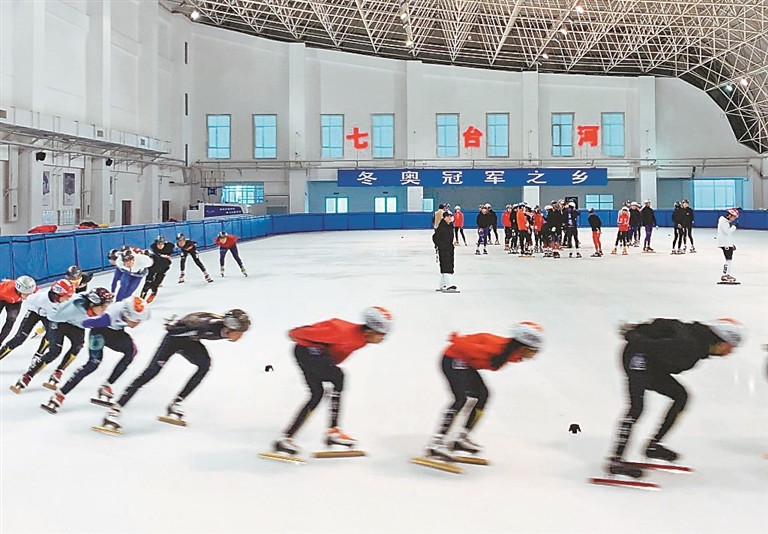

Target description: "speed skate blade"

left=42, top=382, right=58, bottom=391
left=453, top=455, right=489, bottom=466
left=717, top=281, right=741, bottom=285
left=589, top=477, right=659, bottom=490
left=90, top=398, right=113, bottom=408
left=313, top=450, right=366, bottom=459
left=625, top=462, right=693, bottom=473
left=259, top=452, right=306, bottom=465
left=92, top=425, right=122, bottom=436
left=410, top=457, right=462, bottom=474
left=157, top=415, right=187, bottom=427
left=39, top=403, right=58, bottom=415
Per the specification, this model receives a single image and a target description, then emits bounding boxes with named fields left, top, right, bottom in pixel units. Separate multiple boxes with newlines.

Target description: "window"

left=374, top=196, right=397, bottom=213
left=436, top=114, right=459, bottom=157
left=487, top=113, right=509, bottom=157
left=325, top=197, right=348, bottom=213
left=602, top=113, right=625, bottom=157
left=372, top=114, right=395, bottom=158
left=552, top=113, right=573, bottom=157
left=692, top=179, right=742, bottom=210
left=207, top=115, right=231, bottom=159
left=222, top=184, right=264, bottom=205
left=584, top=194, right=614, bottom=210
left=253, top=115, right=277, bottom=159
left=422, top=199, right=435, bottom=212
left=321, top=114, right=344, bottom=158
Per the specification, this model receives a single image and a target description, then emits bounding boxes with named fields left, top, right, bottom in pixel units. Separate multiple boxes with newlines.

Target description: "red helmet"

left=51, top=279, right=76, bottom=298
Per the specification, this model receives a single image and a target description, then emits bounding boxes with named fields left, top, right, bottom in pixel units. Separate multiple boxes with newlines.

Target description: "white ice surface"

left=1, top=228, right=767, bottom=534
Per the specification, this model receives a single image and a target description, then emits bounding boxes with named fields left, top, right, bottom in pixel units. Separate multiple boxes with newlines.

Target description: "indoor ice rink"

left=1, top=1, right=767, bottom=533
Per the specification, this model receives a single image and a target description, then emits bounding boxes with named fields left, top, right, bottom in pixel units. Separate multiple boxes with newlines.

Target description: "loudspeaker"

left=105, top=158, right=113, bottom=167
left=35, top=151, right=46, bottom=161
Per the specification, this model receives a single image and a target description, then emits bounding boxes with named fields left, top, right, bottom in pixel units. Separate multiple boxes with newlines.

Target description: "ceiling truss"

left=167, top=0, right=768, bottom=153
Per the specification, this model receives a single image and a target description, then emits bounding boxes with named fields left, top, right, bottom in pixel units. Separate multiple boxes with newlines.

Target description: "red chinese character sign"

left=462, top=126, right=483, bottom=148
left=346, top=127, right=369, bottom=149
left=577, top=125, right=599, bottom=148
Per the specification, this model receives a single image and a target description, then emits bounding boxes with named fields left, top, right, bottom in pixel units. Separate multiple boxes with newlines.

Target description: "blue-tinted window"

left=422, top=199, right=434, bottom=212
left=602, top=113, right=625, bottom=157
left=325, top=197, right=349, bottom=213
left=321, top=114, right=344, bottom=158
left=436, top=114, right=459, bottom=158
left=372, top=114, right=395, bottom=158
left=552, top=113, right=573, bottom=157
left=374, top=196, right=397, bottom=213
left=253, top=115, right=277, bottom=159
left=584, top=194, right=613, bottom=210
left=221, top=184, right=264, bottom=204
left=487, top=113, right=509, bottom=157
left=207, top=115, right=231, bottom=159
left=693, top=179, right=742, bottom=210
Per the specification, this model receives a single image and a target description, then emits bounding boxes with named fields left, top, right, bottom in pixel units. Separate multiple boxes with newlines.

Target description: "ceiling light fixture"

left=574, top=1, right=586, bottom=14
left=559, top=26, right=568, bottom=36
left=723, top=83, right=734, bottom=93
left=405, top=38, right=414, bottom=47
left=542, top=52, right=549, bottom=59
left=190, top=9, right=200, bottom=21
left=739, top=77, right=749, bottom=87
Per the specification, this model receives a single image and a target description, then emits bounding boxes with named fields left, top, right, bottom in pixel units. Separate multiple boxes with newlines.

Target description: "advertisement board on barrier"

left=337, top=168, right=608, bottom=188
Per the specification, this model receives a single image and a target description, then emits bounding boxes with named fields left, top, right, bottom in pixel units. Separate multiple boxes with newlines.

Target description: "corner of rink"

left=1, top=228, right=766, bottom=534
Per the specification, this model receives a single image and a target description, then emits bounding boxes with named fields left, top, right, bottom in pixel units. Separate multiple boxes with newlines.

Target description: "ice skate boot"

left=10, top=373, right=32, bottom=394
left=475, top=248, right=481, bottom=256
left=93, top=405, right=122, bottom=435
left=204, top=272, right=213, bottom=283
left=43, top=369, right=63, bottom=391
left=41, top=391, right=65, bottom=414
left=158, top=397, right=186, bottom=426
left=606, top=457, right=644, bottom=478
left=645, top=440, right=679, bottom=462
left=274, top=437, right=300, bottom=456
left=453, top=241, right=459, bottom=246
left=146, top=293, right=156, bottom=304
left=178, top=272, right=185, bottom=284
left=326, top=427, right=357, bottom=448
left=494, top=240, right=500, bottom=245
left=220, top=266, right=225, bottom=277
left=553, top=251, right=561, bottom=259
left=452, top=432, right=483, bottom=455
left=590, top=252, right=600, bottom=257
left=569, top=252, right=573, bottom=258
left=425, top=435, right=455, bottom=462
left=611, top=247, right=617, bottom=255
left=241, top=267, right=248, bottom=277
left=622, top=248, right=628, bottom=255
left=482, top=248, right=488, bottom=255
left=91, top=384, right=114, bottom=407
left=689, top=247, right=696, bottom=253
left=0, top=345, right=11, bottom=361
left=575, top=252, right=582, bottom=258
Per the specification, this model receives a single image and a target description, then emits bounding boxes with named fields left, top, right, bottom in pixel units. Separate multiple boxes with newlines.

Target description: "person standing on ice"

left=433, top=211, right=458, bottom=292
left=452, top=206, right=467, bottom=246
left=271, top=307, right=392, bottom=457
left=588, top=208, right=603, bottom=257
left=475, top=205, right=495, bottom=255
left=606, top=318, right=744, bottom=479
left=640, top=199, right=657, bottom=252
left=717, top=208, right=740, bottom=284
left=423, top=322, right=543, bottom=461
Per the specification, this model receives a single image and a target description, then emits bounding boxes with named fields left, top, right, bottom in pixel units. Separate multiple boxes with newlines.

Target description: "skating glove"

left=490, top=353, right=508, bottom=370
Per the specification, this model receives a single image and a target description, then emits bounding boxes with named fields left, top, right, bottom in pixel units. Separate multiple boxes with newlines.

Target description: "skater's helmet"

left=363, top=306, right=393, bottom=335
left=218, top=231, right=228, bottom=239
left=704, top=318, right=744, bottom=348
left=510, top=321, right=544, bottom=350
left=176, top=233, right=186, bottom=241
left=66, top=265, right=82, bottom=281
left=14, top=275, right=36, bottom=295
left=726, top=208, right=740, bottom=219
left=155, top=235, right=166, bottom=244
left=569, top=201, right=576, bottom=207
left=51, top=279, right=76, bottom=298
left=454, top=206, right=461, bottom=211
left=122, top=249, right=135, bottom=262
left=122, top=296, right=150, bottom=322
left=107, top=249, right=119, bottom=261
left=86, top=287, right=114, bottom=307
left=224, top=309, right=251, bottom=332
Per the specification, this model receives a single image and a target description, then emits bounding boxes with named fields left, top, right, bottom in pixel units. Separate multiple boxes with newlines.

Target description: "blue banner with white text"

left=337, top=168, right=608, bottom=187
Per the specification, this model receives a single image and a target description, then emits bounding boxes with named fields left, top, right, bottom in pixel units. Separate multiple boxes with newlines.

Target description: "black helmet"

left=107, top=249, right=119, bottom=261
left=86, top=287, right=114, bottom=306
left=223, top=309, right=251, bottom=333
left=218, top=231, right=227, bottom=239
left=155, top=235, right=166, bottom=244
left=176, top=233, right=186, bottom=241
left=66, top=265, right=82, bottom=281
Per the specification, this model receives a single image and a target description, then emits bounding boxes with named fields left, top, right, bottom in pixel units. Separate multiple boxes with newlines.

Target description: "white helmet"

left=363, top=306, right=393, bottom=334
left=510, top=321, right=544, bottom=349
left=454, top=205, right=461, bottom=211
left=705, top=318, right=744, bottom=347
left=122, top=296, right=150, bottom=322
left=15, top=275, right=36, bottom=295
left=568, top=201, right=576, bottom=208
left=485, top=203, right=492, bottom=208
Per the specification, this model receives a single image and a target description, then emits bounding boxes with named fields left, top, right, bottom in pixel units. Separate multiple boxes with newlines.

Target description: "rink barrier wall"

left=1, top=209, right=766, bottom=283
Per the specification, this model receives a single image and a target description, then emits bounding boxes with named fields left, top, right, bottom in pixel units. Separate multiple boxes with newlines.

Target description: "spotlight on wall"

left=542, top=52, right=550, bottom=60
left=739, top=76, right=749, bottom=88
left=105, top=158, right=114, bottom=167
left=190, top=9, right=200, bottom=21
left=35, top=151, right=46, bottom=162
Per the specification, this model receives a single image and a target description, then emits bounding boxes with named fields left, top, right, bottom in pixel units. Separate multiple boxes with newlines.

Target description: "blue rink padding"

left=0, top=209, right=765, bottom=284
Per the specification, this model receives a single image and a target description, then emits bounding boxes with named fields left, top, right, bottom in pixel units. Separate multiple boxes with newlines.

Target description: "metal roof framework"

left=167, top=0, right=768, bottom=154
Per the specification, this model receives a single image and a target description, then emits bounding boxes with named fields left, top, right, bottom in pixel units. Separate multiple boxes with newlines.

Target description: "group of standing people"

left=671, top=199, right=696, bottom=254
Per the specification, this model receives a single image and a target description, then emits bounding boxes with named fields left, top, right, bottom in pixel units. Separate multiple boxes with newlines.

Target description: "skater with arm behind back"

left=95, top=309, right=251, bottom=434
left=176, top=234, right=213, bottom=284
left=603, top=318, right=744, bottom=481
left=266, top=307, right=392, bottom=461
left=141, top=236, right=174, bottom=302
left=414, top=322, right=543, bottom=473
left=433, top=211, right=458, bottom=293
